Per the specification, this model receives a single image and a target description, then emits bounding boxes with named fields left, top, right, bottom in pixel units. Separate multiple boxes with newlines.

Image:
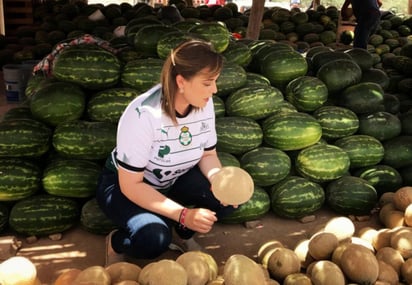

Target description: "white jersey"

left=112, top=84, right=217, bottom=193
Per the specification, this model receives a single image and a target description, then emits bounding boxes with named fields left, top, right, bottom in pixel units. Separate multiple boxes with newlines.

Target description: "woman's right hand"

left=184, top=208, right=217, bottom=233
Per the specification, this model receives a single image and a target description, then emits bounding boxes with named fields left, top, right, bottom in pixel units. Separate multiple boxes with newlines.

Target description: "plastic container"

left=2, top=64, right=23, bottom=103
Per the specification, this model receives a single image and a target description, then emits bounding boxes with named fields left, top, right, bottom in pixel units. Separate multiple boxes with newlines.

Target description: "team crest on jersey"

left=179, top=126, right=192, bottom=146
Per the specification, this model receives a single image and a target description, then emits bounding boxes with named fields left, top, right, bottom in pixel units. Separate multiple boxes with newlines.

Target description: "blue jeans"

left=353, top=10, right=381, bottom=49
left=96, top=165, right=234, bottom=259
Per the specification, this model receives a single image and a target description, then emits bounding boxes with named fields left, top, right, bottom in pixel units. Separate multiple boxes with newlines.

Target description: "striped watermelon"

left=285, top=75, right=328, bottom=112
left=188, top=22, right=231, bottom=53
left=0, top=158, right=42, bottom=201
left=52, top=120, right=117, bottom=160
left=326, top=176, right=378, bottom=215
left=42, top=159, right=102, bottom=198
left=312, top=106, right=359, bottom=140
left=9, top=194, right=80, bottom=236
left=0, top=118, right=52, bottom=158
left=295, top=144, right=350, bottom=183
left=262, top=112, right=322, bottom=151
left=80, top=198, right=117, bottom=235
left=353, top=164, right=403, bottom=195
left=334, top=135, right=384, bottom=169
left=216, top=116, right=263, bottom=155
left=133, top=24, right=179, bottom=57
left=222, top=41, right=252, bottom=67
left=217, top=151, right=240, bottom=167
left=357, top=111, right=402, bottom=141
left=121, top=58, right=164, bottom=92
left=215, top=62, right=247, bottom=97
left=240, top=146, right=291, bottom=187
left=220, top=186, right=271, bottom=223
left=52, top=45, right=121, bottom=90
left=87, top=87, right=141, bottom=123
left=338, top=82, right=385, bottom=114
left=270, top=176, right=325, bottom=219
left=225, top=85, right=284, bottom=120
left=213, top=96, right=226, bottom=118
left=30, top=81, right=86, bottom=127
left=382, top=136, right=412, bottom=169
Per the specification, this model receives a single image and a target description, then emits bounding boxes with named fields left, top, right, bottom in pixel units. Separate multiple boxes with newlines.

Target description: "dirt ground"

left=4, top=206, right=382, bottom=284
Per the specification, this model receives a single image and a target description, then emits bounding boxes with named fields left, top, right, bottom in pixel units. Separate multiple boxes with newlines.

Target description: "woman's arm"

left=197, top=148, right=222, bottom=183
left=118, top=166, right=218, bottom=233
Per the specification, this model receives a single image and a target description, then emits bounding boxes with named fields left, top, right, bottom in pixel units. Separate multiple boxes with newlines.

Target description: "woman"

left=96, top=39, right=235, bottom=265
left=341, top=0, right=382, bottom=49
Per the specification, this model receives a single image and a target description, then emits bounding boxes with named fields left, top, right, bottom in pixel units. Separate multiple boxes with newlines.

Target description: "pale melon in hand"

left=211, top=166, right=254, bottom=205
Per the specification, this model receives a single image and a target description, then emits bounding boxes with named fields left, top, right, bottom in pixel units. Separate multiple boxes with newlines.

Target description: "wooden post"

left=0, top=0, right=5, bottom=35
left=409, top=0, right=412, bottom=14
left=245, top=0, right=265, bottom=40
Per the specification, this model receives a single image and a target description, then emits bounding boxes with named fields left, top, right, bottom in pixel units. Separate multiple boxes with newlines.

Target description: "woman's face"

left=176, top=68, right=220, bottom=109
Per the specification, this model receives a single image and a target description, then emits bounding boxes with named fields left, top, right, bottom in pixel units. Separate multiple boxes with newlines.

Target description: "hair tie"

left=171, top=49, right=176, bottom=66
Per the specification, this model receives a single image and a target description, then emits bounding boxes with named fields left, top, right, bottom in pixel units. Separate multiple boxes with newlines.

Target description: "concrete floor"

left=0, top=71, right=384, bottom=284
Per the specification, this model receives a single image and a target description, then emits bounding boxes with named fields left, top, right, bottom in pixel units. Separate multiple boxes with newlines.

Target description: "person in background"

left=96, top=39, right=236, bottom=265
left=341, top=0, right=382, bottom=49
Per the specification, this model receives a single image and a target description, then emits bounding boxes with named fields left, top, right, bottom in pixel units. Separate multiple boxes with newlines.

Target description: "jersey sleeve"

left=205, top=98, right=218, bottom=150
left=115, top=104, right=154, bottom=170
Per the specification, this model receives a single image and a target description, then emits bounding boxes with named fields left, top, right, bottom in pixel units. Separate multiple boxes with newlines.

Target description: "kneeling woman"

left=96, top=39, right=236, bottom=264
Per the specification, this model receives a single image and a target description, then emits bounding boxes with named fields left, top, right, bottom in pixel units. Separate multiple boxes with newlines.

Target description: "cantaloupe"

left=223, top=254, right=267, bottom=285
left=115, top=281, right=140, bottom=285
left=331, top=242, right=351, bottom=267
left=145, top=260, right=187, bottom=285
left=283, top=272, right=312, bottom=285
left=198, top=252, right=219, bottom=281
left=323, top=216, right=355, bottom=241
left=339, top=243, right=379, bottom=284
left=206, top=275, right=225, bottom=285
left=308, top=232, right=339, bottom=260
left=375, top=246, right=405, bottom=275
left=257, top=240, right=284, bottom=268
left=379, top=192, right=395, bottom=207
left=294, top=239, right=314, bottom=269
left=0, top=256, right=37, bottom=285
left=73, top=265, right=111, bottom=285
left=267, top=248, right=301, bottom=281
left=105, top=262, right=141, bottom=284
left=309, top=260, right=345, bottom=285
left=377, top=260, right=399, bottom=285
left=176, top=251, right=211, bottom=285
left=383, top=210, right=406, bottom=229
left=53, top=268, right=82, bottom=285
left=138, top=262, right=155, bottom=285
left=379, top=203, right=396, bottom=223
left=393, top=186, right=412, bottom=211
left=404, top=204, right=412, bottom=227
left=357, top=226, right=378, bottom=245
left=372, top=228, right=393, bottom=251
left=401, top=257, right=412, bottom=284
left=350, top=236, right=375, bottom=252
left=390, top=227, right=412, bottom=259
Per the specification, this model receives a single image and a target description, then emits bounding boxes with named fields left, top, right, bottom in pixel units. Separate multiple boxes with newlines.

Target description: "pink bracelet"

left=179, top=208, right=188, bottom=228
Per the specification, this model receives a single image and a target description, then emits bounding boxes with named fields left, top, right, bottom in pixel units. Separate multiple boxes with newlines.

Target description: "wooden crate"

left=3, top=0, right=34, bottom=35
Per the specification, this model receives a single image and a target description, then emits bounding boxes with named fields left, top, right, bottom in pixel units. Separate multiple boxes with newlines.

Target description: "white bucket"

left=2, top=64, right=24, bottom=103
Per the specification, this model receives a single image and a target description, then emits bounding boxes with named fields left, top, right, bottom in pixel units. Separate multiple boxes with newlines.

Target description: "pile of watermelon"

left=0, top=1, right=411, bottom=237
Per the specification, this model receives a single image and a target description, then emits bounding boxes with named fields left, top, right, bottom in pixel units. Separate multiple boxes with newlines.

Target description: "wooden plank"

left=0, top=0, right=5, bottom=35
left=6, top=18, right=33, bottom=25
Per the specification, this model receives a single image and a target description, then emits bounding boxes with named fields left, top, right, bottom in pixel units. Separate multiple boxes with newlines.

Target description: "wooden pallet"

left=3, top=0, right=34, bottom=35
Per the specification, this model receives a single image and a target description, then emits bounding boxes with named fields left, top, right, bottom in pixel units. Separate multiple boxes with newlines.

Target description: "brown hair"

left=160, top=39, right=223, bottom=124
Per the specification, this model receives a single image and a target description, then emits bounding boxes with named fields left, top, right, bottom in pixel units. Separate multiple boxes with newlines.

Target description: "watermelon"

left=260, top=48, right=308, bottom=90
left=295, top=144, right=350, bottom=183
left=217, top=151, right=240, bottom=167
left=9, top=194, right=80, bottom=236
left=213, top=95, right=226, bottom=118
left=344, top=48, right=374, bottom=71
left=121, top=58, right=164, bottom=92
left=222, top=41, right=252, bottom=67
left=156, top=31, right=197, bottom=60
left=188, top=22, right=231, bottom=53
left=133, top=24, right=179, bottom=57
left=215, top=62, right=247, bottom=97
left=285, top=75, right=328, bottom=112
left=382, top=136, right=412, bottom=169
left=312, top=106, right=359, bottom=140
left=30, top=81, right=86, bottom=127
left=219, top=186, right=271, bottom=223
left=0, top=203, right=8, bottom=233
left=353, top=164, right=403, bottom=196
left=52, top=45, right=121, bottom=90
left=87, top=87, right=140, bottom=123
left=334, top=135, right=384, bottom=169
left=270, top=176, right=325, bottom=219
left=338, top=82, right=385, bottom=114
left=80, top=198, right=117, bottom=235
left=0, top=158, right=42, bottom=201
left=52, top=120, right=117, bottom=160
left=316, top=59, right=362, bottom=94
left=225, top=84, right=284, bottom=120
left=0, top=118, right=52, bottom=158
left=215, top=116, right=263, bottom=155
left=357, top=111, right=401, bottom=141
left=311, top=50, right=352, bottom=73
left=325, top=176, right=378, bottom=215
left=2, top=106, right=33, bottom=121
left=42, top=158, right=102, bottom=198
left=360, top=68, right=390, bottom=91
left=240, top=146, right=291, bottom=187
left=245, top=72, right=271, bottom=86
left=262, top=112, right=322, bottom=151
